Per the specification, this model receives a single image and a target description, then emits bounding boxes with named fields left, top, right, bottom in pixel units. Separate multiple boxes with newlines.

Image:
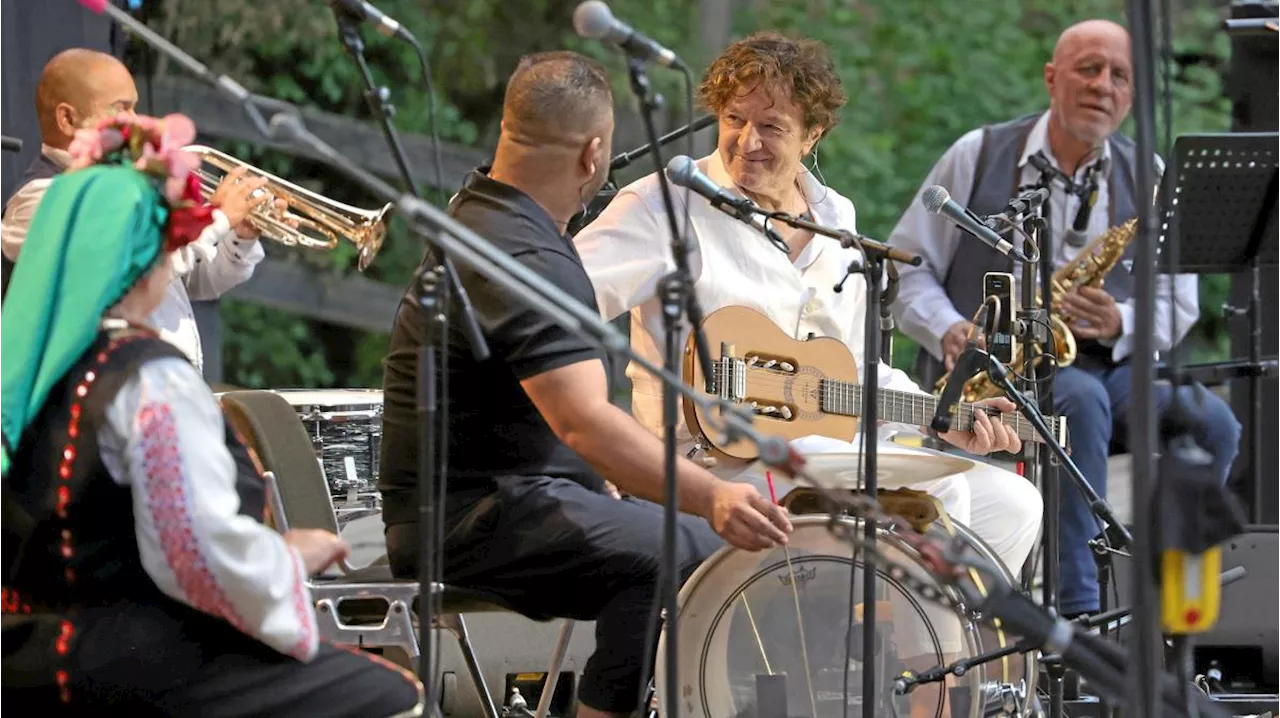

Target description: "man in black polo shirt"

left=378, top=51, right=792, bottom=717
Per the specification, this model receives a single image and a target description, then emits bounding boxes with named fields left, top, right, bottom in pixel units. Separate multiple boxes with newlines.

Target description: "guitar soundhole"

left=742, top=351, right=798, bottom=374
left=784, top=365, right=827, bottom=421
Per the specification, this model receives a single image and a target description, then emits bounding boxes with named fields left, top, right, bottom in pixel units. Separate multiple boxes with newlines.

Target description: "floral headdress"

left=2, top=113, right=215, bottom=478
left=66, top=112, right=213, bottom=250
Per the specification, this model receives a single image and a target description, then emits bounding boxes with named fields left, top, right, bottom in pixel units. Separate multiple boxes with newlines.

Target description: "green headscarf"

left=1, top=165, right=171, bottom=477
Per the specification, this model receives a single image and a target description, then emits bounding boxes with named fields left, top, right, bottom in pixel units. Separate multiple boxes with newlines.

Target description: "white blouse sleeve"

left=98, top=356, right=319, bottom=662
left=172, top=210, right=265, bottom=302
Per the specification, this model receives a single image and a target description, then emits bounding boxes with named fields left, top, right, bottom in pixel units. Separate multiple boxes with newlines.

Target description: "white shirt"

left=157, top=213, right=264, bottom=370
left=574, top=151, right=921, bottom=472
left=0, top=144, right=72, bottom=258
left=889, top=111, right=1198, bottom=364
left=1, top=151, right=265, bottom=371
left=96, top=339, right=318, bottom=661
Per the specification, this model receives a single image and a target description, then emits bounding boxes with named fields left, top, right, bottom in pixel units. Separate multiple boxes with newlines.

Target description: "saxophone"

left=935, top=218, right=1138, bottom=402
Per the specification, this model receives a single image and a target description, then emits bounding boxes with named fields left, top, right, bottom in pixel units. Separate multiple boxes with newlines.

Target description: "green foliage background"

left=133, top=0, right=1235, bottom=390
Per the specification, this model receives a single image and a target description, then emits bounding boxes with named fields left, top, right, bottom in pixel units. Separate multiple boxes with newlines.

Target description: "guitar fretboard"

left=818, top=378, right=1057, bottom=444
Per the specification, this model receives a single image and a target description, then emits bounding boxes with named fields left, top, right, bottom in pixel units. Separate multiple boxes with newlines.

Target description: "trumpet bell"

left=183, top=144, right=393, bottom=272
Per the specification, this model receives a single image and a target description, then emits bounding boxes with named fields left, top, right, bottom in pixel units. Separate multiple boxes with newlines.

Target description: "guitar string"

left=726, top=368, right=1053, bottom=440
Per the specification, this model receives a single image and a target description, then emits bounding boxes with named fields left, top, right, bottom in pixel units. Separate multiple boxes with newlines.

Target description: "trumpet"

left=185, top=145, right=392, bottom=272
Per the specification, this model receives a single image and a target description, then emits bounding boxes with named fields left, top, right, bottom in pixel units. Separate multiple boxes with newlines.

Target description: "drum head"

left=657, top=515, right=984, bottom=718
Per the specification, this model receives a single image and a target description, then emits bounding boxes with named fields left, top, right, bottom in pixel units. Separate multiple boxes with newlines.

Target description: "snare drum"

left=273, top=389, right=383, bottom=498
left=656, top=513, right=1037, bottom=718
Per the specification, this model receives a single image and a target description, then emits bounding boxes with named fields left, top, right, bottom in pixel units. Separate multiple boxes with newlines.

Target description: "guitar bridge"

left=714, top=355, right=747, bottom=402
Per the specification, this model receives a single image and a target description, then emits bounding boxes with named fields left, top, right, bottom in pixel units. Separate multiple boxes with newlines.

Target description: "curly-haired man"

left=575, top=32, right=1044, bottom=718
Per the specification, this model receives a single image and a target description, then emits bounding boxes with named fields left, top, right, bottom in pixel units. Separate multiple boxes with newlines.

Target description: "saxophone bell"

left=932, top=218, right=1137, bottom=402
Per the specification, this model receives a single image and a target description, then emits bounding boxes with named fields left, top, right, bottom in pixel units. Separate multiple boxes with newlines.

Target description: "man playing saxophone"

left=1, top=48, right=276, bottom=374
left=888, top=19, right=1241, bottom=621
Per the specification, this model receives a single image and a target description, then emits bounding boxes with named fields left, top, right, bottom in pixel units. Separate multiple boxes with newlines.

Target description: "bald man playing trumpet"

left=1, top=48, right=275, bottom=373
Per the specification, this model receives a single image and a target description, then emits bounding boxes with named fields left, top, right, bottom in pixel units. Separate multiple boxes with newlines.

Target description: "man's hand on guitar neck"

left=934, top=397, right=1022, bottom=456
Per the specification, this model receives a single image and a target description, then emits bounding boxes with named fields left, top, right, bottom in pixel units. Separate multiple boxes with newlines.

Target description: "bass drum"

left=655, top=513, right=1037, bottom=718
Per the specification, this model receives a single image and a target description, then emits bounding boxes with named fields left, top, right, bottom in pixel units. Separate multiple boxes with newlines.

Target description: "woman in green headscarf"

left=1, top=114, right=423, bottom=717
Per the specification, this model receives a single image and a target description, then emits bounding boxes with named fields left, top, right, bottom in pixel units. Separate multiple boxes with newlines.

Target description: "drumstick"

left=766, top=471, right=780, bottom=505
left=768, top=472, right=819, bottom=716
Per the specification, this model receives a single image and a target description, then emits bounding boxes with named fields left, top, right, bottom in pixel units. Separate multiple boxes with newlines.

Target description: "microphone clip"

left=930, top=343, right=989, bottom=433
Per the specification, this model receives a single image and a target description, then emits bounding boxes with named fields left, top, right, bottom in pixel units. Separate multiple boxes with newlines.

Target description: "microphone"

left=1065, top=157, right=1108, bottom=248
left=328, top=0, right=415, bottom=43
left=1002, top=187, right=1049, bottom=219
left=665, top=155, right=787, bottom=248
left=573, top=1, right=687, bottom=70
left=931, top=343, right=985, bottom=433
left=921, top=186, right=1031, bottom=263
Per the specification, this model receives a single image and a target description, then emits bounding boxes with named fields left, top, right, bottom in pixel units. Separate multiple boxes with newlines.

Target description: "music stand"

left=1157, top=131, right=1278, bottom=517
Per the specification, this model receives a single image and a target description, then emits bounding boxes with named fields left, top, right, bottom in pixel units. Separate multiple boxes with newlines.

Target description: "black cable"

left=411, top=38, right=449, bottom=208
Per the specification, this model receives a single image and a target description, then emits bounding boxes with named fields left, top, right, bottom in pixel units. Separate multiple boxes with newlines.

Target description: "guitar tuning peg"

left=763, top=359, right=778, bottom=369
left=779, top=362, right=795, bottom=372
left=779, top=406, right=794, bottom=420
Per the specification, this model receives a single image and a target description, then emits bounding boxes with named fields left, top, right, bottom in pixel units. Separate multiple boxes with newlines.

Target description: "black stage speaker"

left=1110, top=525, right=1279, bottom=691
left=1225, top=0, right=1279, bottom=523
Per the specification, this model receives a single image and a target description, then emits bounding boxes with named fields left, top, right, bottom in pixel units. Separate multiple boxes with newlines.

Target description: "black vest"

left=913, top=112, right=1142, bottom=387
left=3, top=327, right=266, bottom=610
left=1, top=153, right=65, bottom=300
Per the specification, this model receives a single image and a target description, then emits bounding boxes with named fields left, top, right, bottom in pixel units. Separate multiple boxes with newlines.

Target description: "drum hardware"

left=657, top=513, right=1040, bottom=718
left=272, top=389, right=385, bottom=505
left=783, top=487, right=942, bottom=534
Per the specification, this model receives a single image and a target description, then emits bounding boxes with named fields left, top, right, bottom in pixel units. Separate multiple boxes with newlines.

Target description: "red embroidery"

left=137, top=402, right=251, bottom=634
left=0, top=587, right=31, bottom=614
left=55, top=620, right=73, bottom=655
left=56, top=670, right=70, bottom=703
left=40, top=331, right=158, bottom=705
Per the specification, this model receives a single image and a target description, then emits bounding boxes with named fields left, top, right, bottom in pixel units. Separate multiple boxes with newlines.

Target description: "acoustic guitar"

left=682, top=305, right=1069, bottom=461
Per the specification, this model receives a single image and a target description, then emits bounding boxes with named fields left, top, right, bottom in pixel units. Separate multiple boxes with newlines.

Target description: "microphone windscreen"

left=664, top=155, right=696, bottom=187
left=922, top=185, right=950, bottom=214
left=572, top=1, right=614, bottom=39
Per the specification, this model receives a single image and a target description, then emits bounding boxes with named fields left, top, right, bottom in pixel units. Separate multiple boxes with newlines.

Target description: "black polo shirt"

left=378, top=169, right=608, bottom=526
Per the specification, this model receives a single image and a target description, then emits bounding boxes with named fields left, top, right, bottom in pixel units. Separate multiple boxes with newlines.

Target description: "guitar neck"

left=819, top=379, right=1057, bottom=445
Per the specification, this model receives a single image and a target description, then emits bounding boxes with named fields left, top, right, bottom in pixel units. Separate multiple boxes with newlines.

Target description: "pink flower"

left=62, top=111, right=216, bottom=245
left=67, top=127, right=124, bottom=170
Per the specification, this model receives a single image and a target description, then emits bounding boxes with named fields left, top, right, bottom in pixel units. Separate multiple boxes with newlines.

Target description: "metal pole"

left=1124, top=0, right=1164, bottom=714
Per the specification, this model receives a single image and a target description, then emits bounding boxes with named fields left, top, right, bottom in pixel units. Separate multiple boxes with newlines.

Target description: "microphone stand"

left=608, top=114, right=717, bottom=173
left=568, top=114, right=715, bottom=236
left=622, top=57, right=716, bottom=718
left=332, top=12, right=492, bottom=693
left=983, top=355, right=1134, bottom=549
left=756, top=208, right=920, bottom=718
left=879, top=261, right=900, bottom=361
left=1018, top=206, right=1069, bottom=718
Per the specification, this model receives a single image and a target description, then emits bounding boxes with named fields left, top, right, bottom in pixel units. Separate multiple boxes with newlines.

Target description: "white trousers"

left=733, top=434, right=1043, bottom=657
